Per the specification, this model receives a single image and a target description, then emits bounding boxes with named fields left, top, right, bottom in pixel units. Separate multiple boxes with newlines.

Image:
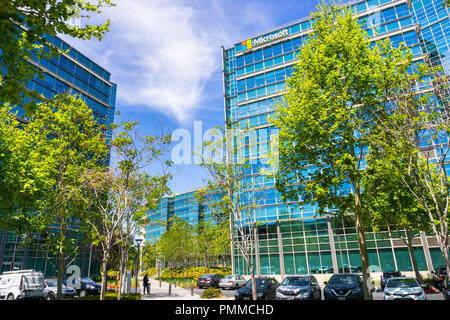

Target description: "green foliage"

left=66, top=292, right=141, bottom=300
left=200, top=287, right=222, bottom=299
left=271, top=3, right=412, bottom=216
left=158, top=266, right=232, bottom=280
left=158, top=217, right=195, bottom=268
left=0, top=0, right=115, bottom=112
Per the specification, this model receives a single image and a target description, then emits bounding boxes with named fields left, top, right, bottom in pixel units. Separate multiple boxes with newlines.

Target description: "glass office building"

left=145, top=189, right=224, bottom=244
left=0, top=35, right=117, bottom=277
left=222, top=0, right=449, bottom=277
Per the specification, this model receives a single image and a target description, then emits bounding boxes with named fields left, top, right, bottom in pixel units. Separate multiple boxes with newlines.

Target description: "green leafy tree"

left=200, top=128, right=261, bottom=300
left=363, top=158, right=430, bottom=282
left=141, top=242, right=158, bottom=271
left=0, top=0, right=114, bottom=111
left=369, top=59, right=450, bottom=279
left=158, top=217, right=195, bottom=279
left=0, top=106, right=52, bottom=232
left=20, top=94, right=109, bottom=299
left=271, top=4, right=414, bottom=299
left=83, top=118, right=171, bottom=300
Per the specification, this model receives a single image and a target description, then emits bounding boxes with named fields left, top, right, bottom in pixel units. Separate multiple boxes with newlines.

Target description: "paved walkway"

left=140, top=277, right=202, bottom=300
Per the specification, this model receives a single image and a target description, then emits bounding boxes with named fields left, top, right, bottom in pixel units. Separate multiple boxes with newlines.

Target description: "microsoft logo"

left=241, top=29, right=290, bottom=51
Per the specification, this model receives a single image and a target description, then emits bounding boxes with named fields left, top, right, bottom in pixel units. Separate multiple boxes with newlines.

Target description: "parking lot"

left=194, top=286, right=446, bottom=300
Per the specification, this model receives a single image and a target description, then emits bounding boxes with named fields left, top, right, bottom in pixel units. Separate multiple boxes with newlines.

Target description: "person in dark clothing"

left=143, top=274, right=150, bottom=294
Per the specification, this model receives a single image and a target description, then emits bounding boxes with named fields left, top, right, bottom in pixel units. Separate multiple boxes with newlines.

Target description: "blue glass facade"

left=223, top=0, right=450, bottom=276
left=0, top=35, right=117, bottom=277
left=145, top=189, right=224, bottom=244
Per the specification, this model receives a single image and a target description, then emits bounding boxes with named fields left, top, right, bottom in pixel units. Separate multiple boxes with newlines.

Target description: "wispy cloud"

left=61, top=0, right=276, bottom=122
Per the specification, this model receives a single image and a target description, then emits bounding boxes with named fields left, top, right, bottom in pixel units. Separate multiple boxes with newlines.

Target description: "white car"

left=218, top=275, right=247, bottom=290
left=0, top=270, right=44, bottom=300
left=384, top=277, right=427, bottom=300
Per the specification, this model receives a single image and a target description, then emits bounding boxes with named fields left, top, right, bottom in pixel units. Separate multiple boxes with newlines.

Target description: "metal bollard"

left=169, top=283, right=172, bottom=296
left=190, top=284, right=194, bottom=296
left=159, top=279, right=162, bottom=287
left=149, top=282, right=151, bottom=295
left=174, top=279, right=177, bottom=288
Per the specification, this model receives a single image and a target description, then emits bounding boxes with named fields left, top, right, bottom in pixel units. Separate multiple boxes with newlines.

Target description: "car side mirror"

left=323, top=281, right=327, bottom=285
left=421, top=284, right=427, bottom=289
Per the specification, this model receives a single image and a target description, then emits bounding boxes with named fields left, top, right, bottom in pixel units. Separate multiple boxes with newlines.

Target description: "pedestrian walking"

left=143, top=274, right=150, bottom=295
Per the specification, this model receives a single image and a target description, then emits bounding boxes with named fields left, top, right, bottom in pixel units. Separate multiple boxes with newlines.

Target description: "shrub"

left=200, top=287, right=222, bottom=299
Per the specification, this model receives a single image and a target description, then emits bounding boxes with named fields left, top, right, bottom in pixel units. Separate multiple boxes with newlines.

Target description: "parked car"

left=276, top=274, right=321, bottom=300
left=235, top=277, right=279, bottom=300
left=63, top=278, right=101, bottom=297
left=197, top=274, right=223, bottom=289
left=380, top=271, right=402, bottom=290
left=323, top=274, right=364, bottom=300
left=384, top=277, right=427, bottom=300
left=0, top=269, right=44, bottom=300
left=43, top=279, right=76, bottom=300
left=431, top=266, right=448, bottom=290
left=218, top=275, right=246, bottom=290
left=442, top=275, right=450, bottom=300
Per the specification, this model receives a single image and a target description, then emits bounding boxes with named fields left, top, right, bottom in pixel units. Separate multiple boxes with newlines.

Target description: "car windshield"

left=281, top=277, right=309, bottom=286
left=386, top=278, right=419, bottom=288
left=82, top=278, right=96, bottom=284
left=328, top=275, right=358, bottom=285
left=245, top=279, right=267, bottom=288
left=46, top=280, right=57, bottom=287
left=383, top=272, right=400, bottom=278
left=201, top=275, right=214, bottom=279
left=223, top=275, right=233, bottom=279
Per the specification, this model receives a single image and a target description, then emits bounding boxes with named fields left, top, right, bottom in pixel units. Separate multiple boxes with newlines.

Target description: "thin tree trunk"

left=404, top=229, right=422, bottom=283
left=100, top=251, right=110, bottom=300
left=353, top=177, right=373, bottom=300
left=250, top=264, right=257, bottom=300
left=56, top=219, right=66, bottom=300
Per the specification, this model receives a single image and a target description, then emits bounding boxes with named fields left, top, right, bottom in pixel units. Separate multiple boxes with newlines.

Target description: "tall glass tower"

left=223, top=0, right=449, bottom=278
left=0, top=35, right=117, bottom=277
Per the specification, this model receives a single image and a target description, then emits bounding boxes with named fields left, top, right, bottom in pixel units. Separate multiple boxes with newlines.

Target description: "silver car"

left=384, top=277, right=427, bottom=300
left=218, top=275, right=247, bottom=290
left=43, top=279, right=76, bottom=300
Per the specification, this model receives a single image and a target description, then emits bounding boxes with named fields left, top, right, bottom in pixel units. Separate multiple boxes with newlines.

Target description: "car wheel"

left=79, top=290, right=87, bottom=297
left=47, top=292, right=56, bottom=300
left=7, top=294, right=14, bottom=300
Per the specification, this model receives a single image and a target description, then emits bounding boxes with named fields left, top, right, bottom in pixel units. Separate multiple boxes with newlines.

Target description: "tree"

left=0, top=105, right=52, bottom=232
left=141, top=242, right=158, bottom=271
left=0, top=0, right=114, bottom=112
left=200, top=128, right=261, bottom=300
left=83, top=119, right=172, bottom=300
left=271, top=4, right=413, bottom=299
left=20, top=94, right=109, bottom=299
left=369, top=61, right=450, bottom=279
left=363, top=158, right=430, bottom=282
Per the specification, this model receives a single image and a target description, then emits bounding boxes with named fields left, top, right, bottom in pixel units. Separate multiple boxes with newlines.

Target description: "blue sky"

left=62, top=0, right=325, bottom=194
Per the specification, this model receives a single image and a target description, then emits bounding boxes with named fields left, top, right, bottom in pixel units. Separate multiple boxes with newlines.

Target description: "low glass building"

left=222, top=0, right=450, bottom=277
left=0, top=35, right=117, bottom=277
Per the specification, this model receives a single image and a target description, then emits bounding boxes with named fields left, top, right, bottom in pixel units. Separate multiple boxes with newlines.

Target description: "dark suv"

left=381, top=271, right=402, bottom=290
left=432, top=267, right=448, bottom=290
left=63, top=278, right=101, bottom=297
left=235, top=277, right=279, bottom=300
left=323, top=274, right=364, bottom=300
left=197, top=274, right=223, bottom=289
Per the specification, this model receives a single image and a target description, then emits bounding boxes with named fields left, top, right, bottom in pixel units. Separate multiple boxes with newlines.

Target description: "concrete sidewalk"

left=140, top=277, right=202, bottom=300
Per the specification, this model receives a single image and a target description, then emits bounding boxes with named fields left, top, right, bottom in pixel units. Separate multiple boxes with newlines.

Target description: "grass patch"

left=65, top=292, right=141, bottom=300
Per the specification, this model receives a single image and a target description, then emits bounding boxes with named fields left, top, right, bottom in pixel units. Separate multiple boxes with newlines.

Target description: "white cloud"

left=61, top=0, right=275, bottom=123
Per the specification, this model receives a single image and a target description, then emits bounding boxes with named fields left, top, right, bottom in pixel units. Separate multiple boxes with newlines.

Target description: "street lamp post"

left=134, top=238, right=143, bottom=294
